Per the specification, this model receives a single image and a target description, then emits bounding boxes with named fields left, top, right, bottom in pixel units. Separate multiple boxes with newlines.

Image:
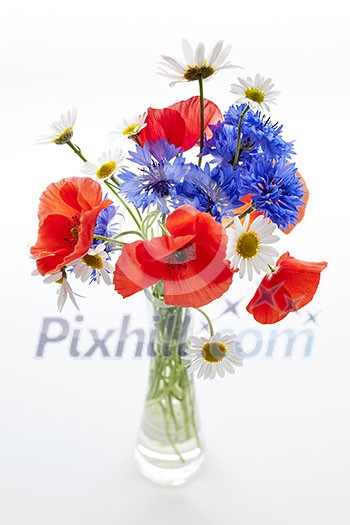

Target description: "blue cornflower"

left=174, top=162, right=243, bottom=222
left=128, top=138, right=181, bottom=166
left=241, top=158, right=305, bottom=230
left=119, top=138, right=186, bottom=213
left=201, top=121, right=240, bottom=165
left=224, top=104, right=295, bottom=161
left=211, top=163, right=244, bottom=209
left=93, top=202, right=123, bottom=252
left=201, top=119, right=258, bottom=170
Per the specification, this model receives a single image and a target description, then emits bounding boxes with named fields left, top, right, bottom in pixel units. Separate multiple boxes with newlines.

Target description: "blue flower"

left=93, top=202, right=123, bottom=251
left=128, top=138, right=181, bottom=165
left=201, top=121, right=240, bottom=165
left=224, top=104, right=295, bottom=161
left=174, top=163, right=243, bottom=222
left=201, top=119, right=257, bottom=169
left=119, top=138, right=186, bottom=214
left=241, top=158, right=305, bottom=230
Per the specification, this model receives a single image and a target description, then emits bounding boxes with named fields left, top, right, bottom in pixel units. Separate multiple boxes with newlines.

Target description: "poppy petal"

left=164, top=259, right=234, bottom=307
left=138, top=108, right=186, bottom=150
left=38, top=177, right=107, bottom=223
left=168, top=96, right=222, bottom=150
left=113, top=233, right=194, bottom=297
left=31, top=177, right=112, bottom=275
left=138, top=97, right=222, bottom=152
left=113, top=241, right=161, bottom=298
left=113, top=205, right=234, bottom=308
left=246, top=252, right=327, bottom=324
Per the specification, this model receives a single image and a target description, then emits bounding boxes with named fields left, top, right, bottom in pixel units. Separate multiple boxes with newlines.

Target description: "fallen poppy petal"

left=246, top=252, right=327, bottom=324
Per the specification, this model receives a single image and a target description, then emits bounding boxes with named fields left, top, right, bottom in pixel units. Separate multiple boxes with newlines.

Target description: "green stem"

left=104, top=180, right=142, bottom=230
left=132, top=135, right=142, bottom=147
left=232, top=104, right=249, bottom=169
left=112, top=229, right=146, bottom=240
left=145, top=299, right=201, bottom=461
left=224, top=205, right=255, bottom=229
left=198, top=74, right=205, bottom=167
left=94, top=229, right=146, bottom=243
left=109, top=174, right=143, bottom=222
left=158, top=401, right=185, bottom=463
left=157, top=220, right=169, bottom=236
left=66, top=141, right=87, bottom=162
left=142, top=211, right=160, bottom=238
left=110, top=175, right=120, bottom=187
left=195, top=308, right=215, bottom=336
left=66, top=141, right=144, bottom=231
left=181, top=370, right=201, bottom=448
left=93, top=234, right=125, bottom=245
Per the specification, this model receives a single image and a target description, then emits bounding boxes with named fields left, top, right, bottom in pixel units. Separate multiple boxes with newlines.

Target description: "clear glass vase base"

left=135, top=291, right=204, bottom=486
left=134, top=436, right=205, bottom=486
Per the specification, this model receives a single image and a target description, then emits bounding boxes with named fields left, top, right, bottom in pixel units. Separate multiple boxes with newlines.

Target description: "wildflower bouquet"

left=31, top=39, right=327, bottom=484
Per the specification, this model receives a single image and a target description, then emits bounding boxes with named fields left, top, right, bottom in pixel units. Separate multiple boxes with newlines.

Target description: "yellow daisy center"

left=244, top=87, right=265, bottom=104
left=96, top=161, right=117, bottom=180
left=122, top=123, right=139, bottom=136
left=53, top=127, right=74, bottom=145
left=82, top=253, right=103, bottom=270
left=236, top=231, right=260, bottom=259
left=184, top=63, right=215, bottom=81
left=201, top=342, right=227, bottom=363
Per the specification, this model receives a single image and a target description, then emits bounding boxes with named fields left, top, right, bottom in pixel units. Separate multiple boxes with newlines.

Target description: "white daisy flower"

left=158, top=39, right=240, bottom=87
left=111, top=111, right=148, bottom=140
left=226, top=214, right=279, bottom=281
left=32, top=267, right=82, bottom=312
left=36, top=108, right=77, bottom=145
left=81, top=149, right=128, bottom=180
left=72, top=244, right=114, bottom=285
left=230, top=73, right=280, bottom=112
left=183, top=333, right=243, bottom=380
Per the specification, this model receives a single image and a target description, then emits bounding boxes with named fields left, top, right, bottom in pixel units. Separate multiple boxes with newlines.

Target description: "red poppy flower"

left=113, top=205, right=235, bottom=308
left=31, top=177, right=112, bottom=276
left=137, top=96, right=222, bottom=152
left=246, top=252, right=327, bottom=324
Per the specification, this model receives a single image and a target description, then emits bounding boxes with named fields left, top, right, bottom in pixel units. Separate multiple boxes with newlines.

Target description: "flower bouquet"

left=31, top=39, right=327, bottom=485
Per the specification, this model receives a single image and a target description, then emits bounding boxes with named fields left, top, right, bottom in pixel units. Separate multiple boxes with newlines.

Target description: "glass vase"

left=134, top=288, right=204, bottom=486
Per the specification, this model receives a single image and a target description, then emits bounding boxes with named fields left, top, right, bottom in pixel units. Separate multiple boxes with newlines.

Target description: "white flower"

left=111, top=111, right=148, bottom=140
left=230, top=73, right=279, bottom=112
left=81, top=149, right=128, bottom=180
left=72, top=244, right=114, bottom=284
left=36, top=108, right=77, bottom=145
left=183, top=333, right=243, bottom=380
left=226, top=214, right=279, bottom=281
left=158, top=39, right=240, bottom=87
left=32, top=267, right=82, bottom=312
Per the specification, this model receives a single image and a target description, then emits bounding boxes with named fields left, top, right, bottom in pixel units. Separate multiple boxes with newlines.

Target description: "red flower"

left=137, top=96, right=222, bottom=152
left=113, top=205, right=235, bottom=308
left=246, top=252, right=327, bottom=324
left=31, top=177, right=112, bottom=275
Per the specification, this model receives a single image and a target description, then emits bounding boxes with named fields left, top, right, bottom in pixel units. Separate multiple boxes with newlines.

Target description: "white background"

left=1, top=1, right=349, bottom=523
